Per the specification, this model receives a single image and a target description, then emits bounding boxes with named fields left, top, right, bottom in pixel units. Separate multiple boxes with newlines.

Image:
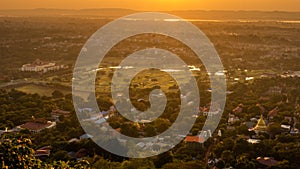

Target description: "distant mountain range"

left=0, top=8, right=300, bottom=20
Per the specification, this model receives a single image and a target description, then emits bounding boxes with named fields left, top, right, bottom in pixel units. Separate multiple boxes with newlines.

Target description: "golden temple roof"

left=254, top=114, right=267, bottom=131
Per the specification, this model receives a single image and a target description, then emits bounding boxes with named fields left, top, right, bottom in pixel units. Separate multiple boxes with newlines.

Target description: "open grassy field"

left=15, top=83, right=71, bottom=97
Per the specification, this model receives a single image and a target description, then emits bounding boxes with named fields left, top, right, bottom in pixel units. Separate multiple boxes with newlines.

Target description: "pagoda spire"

left=254, top=114, right=267, bottom=132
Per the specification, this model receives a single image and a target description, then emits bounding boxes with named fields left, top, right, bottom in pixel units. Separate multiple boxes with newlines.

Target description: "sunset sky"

left=0, top=0, right=299, bottom=11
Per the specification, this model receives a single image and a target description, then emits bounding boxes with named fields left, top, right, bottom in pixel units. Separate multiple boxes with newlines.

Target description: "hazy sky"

left=0, top=0, right=299, bottom=11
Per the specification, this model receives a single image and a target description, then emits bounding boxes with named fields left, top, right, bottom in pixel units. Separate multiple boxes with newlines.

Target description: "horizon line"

left=0, top=8, right=300, bottom=13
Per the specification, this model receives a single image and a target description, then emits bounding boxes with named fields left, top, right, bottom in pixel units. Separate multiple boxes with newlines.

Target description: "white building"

left=21, top=59, right=65, bottom=73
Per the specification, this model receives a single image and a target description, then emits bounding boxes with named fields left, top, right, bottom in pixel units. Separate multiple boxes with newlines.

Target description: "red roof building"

left=184, top=136, right=205, bottom=143
left=34, top=146, right=51, bottom=157
left=19, top=118, right=56, bottom=133
left=51, top=109, right=71, bottom=121
left=268, top=107, right=279, bottom=119
left=232, top=104, right=243, bottom=114
left=34, top=149, right=51, bottom=157
left=256, top=157, right=278, bottom=167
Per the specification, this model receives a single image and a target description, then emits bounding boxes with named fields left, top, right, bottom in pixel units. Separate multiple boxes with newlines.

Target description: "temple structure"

left=250, top=114, right=267, bottom=133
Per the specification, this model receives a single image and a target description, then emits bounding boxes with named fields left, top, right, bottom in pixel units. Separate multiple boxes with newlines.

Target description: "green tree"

left=235, top=154, right=256, bottom=169
left=52, top=90, right=64, bottom=99
left=268, top=123, right=282, bottom=138
left=121, top=159, right=155, bottom=169
left=52, top=150, right=71, bottom=161
left=153, top=151, right=173, bottom=168
left=0, top=138, right=40, bottom=168
left=0, top=137, right=90, bottom=169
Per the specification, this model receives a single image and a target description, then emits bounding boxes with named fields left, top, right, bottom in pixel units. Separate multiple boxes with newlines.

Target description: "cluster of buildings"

left=21, top=59, right=67, bottom=73
left=0, top=109, right=70, bottom=136
left=0, top=109, right=72, bottom=158
left=228, top=103, right=299, bottom=136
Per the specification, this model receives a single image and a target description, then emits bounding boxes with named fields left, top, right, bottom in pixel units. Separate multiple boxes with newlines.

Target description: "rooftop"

left=19, top=118, right=55, bottom=131
left=256, top=157, right=278, bottom=166
left=184, top=136, right=205, bottom=143
left=254, top=114, right=267, bottom=131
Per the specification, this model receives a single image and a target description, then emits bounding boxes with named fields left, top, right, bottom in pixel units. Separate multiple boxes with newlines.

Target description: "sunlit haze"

left=0, top=0, right=299, bottom=11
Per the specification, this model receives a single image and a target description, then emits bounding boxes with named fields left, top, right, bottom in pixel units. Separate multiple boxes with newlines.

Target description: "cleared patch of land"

left=15, top=83, right=71, bottom=96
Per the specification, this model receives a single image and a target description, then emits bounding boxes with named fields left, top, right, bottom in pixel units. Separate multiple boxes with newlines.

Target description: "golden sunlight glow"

left=0, top=0, right=299, bottom=11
